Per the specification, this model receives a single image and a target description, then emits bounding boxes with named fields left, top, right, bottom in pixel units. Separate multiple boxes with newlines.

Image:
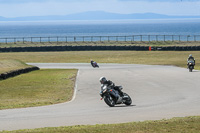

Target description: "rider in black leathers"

left=99, top=77, right=124, bottom=96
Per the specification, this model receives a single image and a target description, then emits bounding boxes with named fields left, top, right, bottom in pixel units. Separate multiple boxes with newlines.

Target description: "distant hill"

left=0, top=16, right=7, bottom=21
left=1, top=11, right=200, bottom=21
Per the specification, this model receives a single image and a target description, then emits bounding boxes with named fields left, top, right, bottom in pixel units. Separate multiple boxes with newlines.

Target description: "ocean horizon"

left=0, top=19, right=200, bottom=42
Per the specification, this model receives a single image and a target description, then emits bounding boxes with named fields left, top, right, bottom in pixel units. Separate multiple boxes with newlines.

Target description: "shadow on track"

left=113, top=105, right=136, bottom=108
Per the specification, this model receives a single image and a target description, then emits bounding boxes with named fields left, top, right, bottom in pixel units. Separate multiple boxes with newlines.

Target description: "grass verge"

left=0, top=51, right=200, bottom=69
left=0, top=69, right=77, bottom=110
left=0, top=59, right=33, bottom=74
left=1, top=116, right=200, bottom=133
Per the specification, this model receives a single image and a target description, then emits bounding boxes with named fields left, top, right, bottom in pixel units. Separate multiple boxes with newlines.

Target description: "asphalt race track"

left=1, top=63, right=200, bottom=131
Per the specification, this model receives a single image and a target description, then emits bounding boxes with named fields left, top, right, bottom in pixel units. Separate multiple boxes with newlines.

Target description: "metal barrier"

left=0, top=35, right=200, bottom=44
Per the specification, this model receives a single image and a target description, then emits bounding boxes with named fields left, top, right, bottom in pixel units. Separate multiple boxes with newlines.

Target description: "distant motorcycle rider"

left=91, top=59, right=97, bottom=67
left=187, top=54, right=195, bottom=68
left=99, top=77, right=124, bottom=96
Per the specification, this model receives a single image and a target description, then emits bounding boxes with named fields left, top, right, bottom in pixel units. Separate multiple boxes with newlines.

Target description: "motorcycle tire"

left=104, top=95, right=115, bottom=107
left=189, top=68, right=192, bottom=72
left=123, top=93, right=132, bottom=106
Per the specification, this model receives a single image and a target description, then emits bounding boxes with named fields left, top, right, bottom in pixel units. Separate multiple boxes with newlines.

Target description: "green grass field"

left=1, top=116, right=200, bottom=133
left=0, top=59, right=33, bottom=74
left=0, top=69, right=77, bottom=110
left=0, top=51, right=199, bottom=69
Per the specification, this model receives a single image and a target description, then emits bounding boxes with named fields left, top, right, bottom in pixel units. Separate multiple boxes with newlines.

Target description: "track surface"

left=1, top=63, right=200, bottom=131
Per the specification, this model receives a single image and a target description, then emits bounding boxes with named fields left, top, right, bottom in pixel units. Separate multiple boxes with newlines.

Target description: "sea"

left=0, top=19, right=200, bottom=42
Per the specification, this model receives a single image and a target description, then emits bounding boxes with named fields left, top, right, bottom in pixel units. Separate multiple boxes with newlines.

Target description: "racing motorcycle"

left=188, top=60, right=195, bottom=72
left=100, top=85, right=132, bottom=107
left=92, top=62, right=99, bottom=68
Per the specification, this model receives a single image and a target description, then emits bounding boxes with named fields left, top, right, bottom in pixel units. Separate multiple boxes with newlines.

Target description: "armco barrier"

left=0, top=67, right=40, bottom=80
left=0, top=45, right=200, bottom=52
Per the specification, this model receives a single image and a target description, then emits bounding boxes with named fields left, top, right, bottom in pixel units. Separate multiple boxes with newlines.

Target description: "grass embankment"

left=0, top=69, right=77, bottom=110
left=0, top=59, right=32, bottom=74
left=1, top=41, right=200, bottom=48
left=1, top=116, right=200, bottom=133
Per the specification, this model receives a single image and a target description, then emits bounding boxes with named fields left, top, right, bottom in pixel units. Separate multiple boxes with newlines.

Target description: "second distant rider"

left=187, top=54, right=195, bottom=68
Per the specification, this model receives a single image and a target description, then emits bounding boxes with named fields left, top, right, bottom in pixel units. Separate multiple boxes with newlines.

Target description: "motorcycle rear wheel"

left=123, top=93, right=132, bottom=106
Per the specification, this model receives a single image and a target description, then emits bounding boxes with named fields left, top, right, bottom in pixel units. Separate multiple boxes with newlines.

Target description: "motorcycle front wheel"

left=104, top=95, right=115, bottom=107
left=189, top=67, right=193, bottom=72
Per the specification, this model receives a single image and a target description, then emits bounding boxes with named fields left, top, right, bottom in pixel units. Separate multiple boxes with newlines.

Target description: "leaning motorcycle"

left=100, top=85, right=132, bottom=107
left=92, top=62, right=99, bottom=68
left=188, top=60, right=195, bottom=72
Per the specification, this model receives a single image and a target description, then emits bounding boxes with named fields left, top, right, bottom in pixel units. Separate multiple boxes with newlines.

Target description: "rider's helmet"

left=189, top=54, right=192, bottom=57
left=99, top=77, right=107, bottom=84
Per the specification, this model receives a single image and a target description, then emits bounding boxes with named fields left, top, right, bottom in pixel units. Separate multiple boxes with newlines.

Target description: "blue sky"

left=0, top=0, right=199, bottom=18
